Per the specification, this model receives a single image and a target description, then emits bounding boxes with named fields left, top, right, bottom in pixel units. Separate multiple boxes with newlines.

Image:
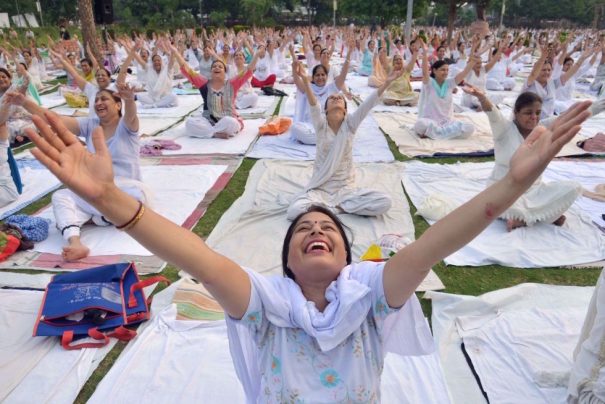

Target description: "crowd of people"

left=1, top=21, right=605, bottom=402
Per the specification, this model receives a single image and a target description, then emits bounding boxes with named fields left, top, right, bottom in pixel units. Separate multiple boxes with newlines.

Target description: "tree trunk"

left=475, top=0, right=489, bottom=20
left=447, top=0, right=457, bottom=42
left=78, top=0, right=103, bottom=67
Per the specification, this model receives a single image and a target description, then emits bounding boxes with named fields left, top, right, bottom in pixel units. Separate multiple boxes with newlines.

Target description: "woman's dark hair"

left=514, top=91, right=543, bottom=113
left=97, top=89, right=123, bottom=117
left=563, top=57, right=574, bottom=65
left=430, top=60, right=447, bottom=78
left=211, top=59, right=228, bottom=73
left=151, top=54, right=162, bottom=62
left=80, top=57, right=92, bottom=66
left=0, top=67, right=11, bottom=79
left=281, top=205, right=353, bottom=281
left=19, top=62, right=28, bottom=71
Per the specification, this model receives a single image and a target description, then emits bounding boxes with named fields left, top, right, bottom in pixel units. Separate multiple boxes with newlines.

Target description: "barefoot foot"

left=506, top=218, right=527, bottom=232
left=553, top=215, right=566, bottom=226
left=62, top=238, right=90, bottom=261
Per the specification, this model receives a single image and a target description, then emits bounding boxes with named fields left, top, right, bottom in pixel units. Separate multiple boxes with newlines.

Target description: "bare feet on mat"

left=62, top=237, right=90, bottom=261
left=506, top=218, right=527, bottom=232
left=553, top=215, right=566, bottom=226
left=214, top=131, right=230, bottom=139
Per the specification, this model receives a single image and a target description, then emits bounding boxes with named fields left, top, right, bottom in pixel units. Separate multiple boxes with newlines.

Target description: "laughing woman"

left=26, top=74, right=591, bottom=402
left=4, top=81, right=148, bottom=261
left=172, top=45, right=260, bottom=139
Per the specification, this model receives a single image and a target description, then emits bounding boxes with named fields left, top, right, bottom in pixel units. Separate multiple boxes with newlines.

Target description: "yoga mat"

left=206, top=159, right=444, bottom=291
left=0, top=156, right=241, bottom=274
left=151, top=118, right=264, bottom=156
left=427, top=283, right=594, bottom=404
left=402, top=160, right=605, bottom=267
left=0, top=153, right=61, bottom=220
left=247, top=103, right=394, bottom=163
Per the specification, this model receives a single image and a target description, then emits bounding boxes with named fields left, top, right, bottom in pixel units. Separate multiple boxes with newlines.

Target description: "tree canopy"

left=0, top=0, right=603, bottom=28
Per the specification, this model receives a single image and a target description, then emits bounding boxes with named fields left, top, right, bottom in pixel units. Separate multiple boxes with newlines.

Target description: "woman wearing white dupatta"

left=290, top=44, right=351, bottom=145
left=26, top=95, right=592, bottom=402
left=286, top=60, right=396, bottom=220
left=137, top=53, right=178, bottom=108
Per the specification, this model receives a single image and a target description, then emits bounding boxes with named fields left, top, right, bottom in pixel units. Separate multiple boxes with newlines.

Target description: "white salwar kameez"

left=137, top=66, right=178, bottom=108
left=226, top=261, right=434, bottom=403
left=567, top=269, right=605, bottom=403
left=486, top=107, right=581, bottom=226
left=287, top=90, right=391, bottom=220
left=415, top=77, right=475, bottom=140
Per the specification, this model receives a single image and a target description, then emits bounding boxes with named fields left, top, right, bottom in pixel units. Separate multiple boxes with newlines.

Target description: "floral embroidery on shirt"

left=271, top=355, right=281, bottom=375
left=320, top=369, right=341, bottom=388
left=245, top=311, right=261, bottom=325
left=374, top=297, right=389, bottom=317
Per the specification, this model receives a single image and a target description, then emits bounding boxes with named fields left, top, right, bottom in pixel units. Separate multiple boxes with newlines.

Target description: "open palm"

left=509, top=101, right=591, bottom=186
left=27, top=113, right=115, bottom=203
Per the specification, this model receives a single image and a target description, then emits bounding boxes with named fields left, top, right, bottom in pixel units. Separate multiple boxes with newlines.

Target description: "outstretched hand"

left=386, top=67, right=404, bottom=83
left=27, top=113, right=115, bottom=203
left=460, top=83, right=485, bottom=98
left=508, top=100, right=591, bottom=187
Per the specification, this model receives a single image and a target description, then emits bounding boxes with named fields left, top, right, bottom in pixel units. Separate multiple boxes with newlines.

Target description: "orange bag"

left=259, top=117, right=293, bottom=136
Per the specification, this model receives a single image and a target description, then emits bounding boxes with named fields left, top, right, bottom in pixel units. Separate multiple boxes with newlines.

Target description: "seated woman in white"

left=228, top=49, right=259, bottom=110
left=5, top=81, right=148, bottom=260
left=404, top=38, right=424, bottom=79
left=28, top=77, right=592, bottom=403
left=135, top=52, right=178, bottom=108
left=485, top=45, right=517, bottom=91
left=414, top=41, right=478, bottom=140
left=554, top=48, right=595, bottom=114
left=290, top=45, right=350, bottom=145
left=463, top=85, right=605, bottom=231
left=461, top=42, right=504, bottom=110
left=522, top=42, right=584, bottom=119
left=286, top=60, right=400, bottom=220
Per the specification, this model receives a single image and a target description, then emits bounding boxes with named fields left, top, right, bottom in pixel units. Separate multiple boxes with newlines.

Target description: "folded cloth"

left=140, top=139, right=182, bottom=156
left=5, top=214, right=50, bottom=242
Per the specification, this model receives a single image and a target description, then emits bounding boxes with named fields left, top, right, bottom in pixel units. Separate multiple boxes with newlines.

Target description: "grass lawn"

left=5, top=96, right=599, bottom=402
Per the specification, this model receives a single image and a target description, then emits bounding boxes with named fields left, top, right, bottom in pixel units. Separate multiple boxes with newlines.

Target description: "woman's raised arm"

left=27, top=113, right=252, bottom=319
left=383, top=100, right=592, bottom=308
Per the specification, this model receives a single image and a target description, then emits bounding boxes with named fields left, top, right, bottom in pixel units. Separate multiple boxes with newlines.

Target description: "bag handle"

left=61, top=326, right=137, bottom=350
left=128, top=276, right=170, bottom=308
left=108, top=326, right=137, bottom=341
left=61, top=328, right=109, bottom=350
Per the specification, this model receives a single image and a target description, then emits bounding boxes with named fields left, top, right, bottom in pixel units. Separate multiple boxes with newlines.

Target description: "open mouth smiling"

left=305, top=240, right=331, bottom=254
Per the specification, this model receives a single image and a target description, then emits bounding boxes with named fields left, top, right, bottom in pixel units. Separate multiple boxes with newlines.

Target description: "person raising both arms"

left=25, top=69, right=592, bottom=402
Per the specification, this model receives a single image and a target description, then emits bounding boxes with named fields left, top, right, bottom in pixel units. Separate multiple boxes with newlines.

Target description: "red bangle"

left=115, top=201, right=144, bottom=231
